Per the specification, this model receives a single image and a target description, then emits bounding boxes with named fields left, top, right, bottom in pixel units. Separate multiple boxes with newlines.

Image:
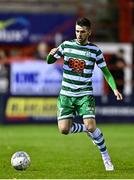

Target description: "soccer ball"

left=11, top=151, right=31, bottom=170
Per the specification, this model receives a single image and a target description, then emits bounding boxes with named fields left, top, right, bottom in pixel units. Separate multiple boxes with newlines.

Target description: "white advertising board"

left=10, top=60, right=62, bottom=95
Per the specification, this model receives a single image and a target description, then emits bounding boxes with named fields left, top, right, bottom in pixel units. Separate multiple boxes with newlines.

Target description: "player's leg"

left=57, top=95, right=87, bottom=134
left=58, top=118, right=87, bottom=135
left=78, top=95, right=114, bottom=171
left=69, top=122, right=87, bottom=133
left=58, top=118, right=72, bottom=134
left=83, top=118, right=114, bottom=171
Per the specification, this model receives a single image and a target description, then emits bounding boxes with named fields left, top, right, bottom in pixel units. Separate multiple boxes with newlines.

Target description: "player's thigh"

left=76, top=95, right=96, bottom=132
left=83, top=118, right=96, bottom=132
left=58, top=119, right=72, bottom=134
left=77, top=95, right=95, bottom=119
left=57, top=95, right=74, bottom=120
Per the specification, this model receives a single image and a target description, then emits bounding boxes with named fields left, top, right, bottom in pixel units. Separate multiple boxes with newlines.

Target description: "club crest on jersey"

left=68, top=58, right=85, bottom=73
left=85, top=51, right=91, bottom=57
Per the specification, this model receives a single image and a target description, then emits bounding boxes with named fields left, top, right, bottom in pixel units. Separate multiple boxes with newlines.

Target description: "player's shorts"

left=57, top=94, right=95, bottom=120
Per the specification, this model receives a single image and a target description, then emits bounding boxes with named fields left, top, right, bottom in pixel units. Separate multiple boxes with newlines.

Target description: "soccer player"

left=47, top=17, right=123, bottom=171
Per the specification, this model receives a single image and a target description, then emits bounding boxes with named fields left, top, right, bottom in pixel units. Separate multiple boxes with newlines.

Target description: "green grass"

left=0, top=123, right=134, bottom=179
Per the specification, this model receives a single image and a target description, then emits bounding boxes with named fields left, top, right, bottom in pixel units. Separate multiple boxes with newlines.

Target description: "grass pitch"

left=0, top=123, right=134, bottom=179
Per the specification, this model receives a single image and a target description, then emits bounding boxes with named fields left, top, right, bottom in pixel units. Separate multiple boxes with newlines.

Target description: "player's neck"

left=75, top=39, right=89, bottom=45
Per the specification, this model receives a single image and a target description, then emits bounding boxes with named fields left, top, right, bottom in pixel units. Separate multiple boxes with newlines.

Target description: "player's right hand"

left=49, top=48, right=58, bottom=56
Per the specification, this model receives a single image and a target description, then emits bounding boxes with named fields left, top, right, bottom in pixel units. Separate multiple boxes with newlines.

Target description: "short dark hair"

left=76, top=17, right=91, bottom=29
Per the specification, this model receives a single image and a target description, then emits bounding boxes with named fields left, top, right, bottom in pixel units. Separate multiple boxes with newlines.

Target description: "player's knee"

left=84, top=118, right=96, bottom=133
left=59, top=127, right=69, bottom=135
left=86, top=126, right=96, bottom=132
left=58, top=123, right=70, bottom=134
left=58, top=119, right=71, bottom=135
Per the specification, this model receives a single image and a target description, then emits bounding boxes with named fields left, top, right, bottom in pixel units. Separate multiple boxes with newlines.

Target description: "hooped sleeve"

left=101, top=66, right=117, bottom=91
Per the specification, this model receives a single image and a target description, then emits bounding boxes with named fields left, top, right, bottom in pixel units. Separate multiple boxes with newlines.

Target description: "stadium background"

left=0, top=0, right=134, bottom=179
left=0, top=0, right=133, bottom=123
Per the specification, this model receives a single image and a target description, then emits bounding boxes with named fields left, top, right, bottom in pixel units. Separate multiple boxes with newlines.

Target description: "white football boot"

left=103, top=159, right=114, bottom=171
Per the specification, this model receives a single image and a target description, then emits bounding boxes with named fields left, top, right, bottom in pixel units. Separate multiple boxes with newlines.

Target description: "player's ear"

left=89, top=30, right=91, bottom=36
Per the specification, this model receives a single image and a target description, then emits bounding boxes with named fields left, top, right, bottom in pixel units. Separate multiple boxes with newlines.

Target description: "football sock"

left=87, top=128, right=110, bottom=160
left=69, top=122, right=87, bottom=133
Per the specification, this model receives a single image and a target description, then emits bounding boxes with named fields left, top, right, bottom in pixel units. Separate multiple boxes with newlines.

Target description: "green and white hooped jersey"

left=54, top=39, right=107, bottom=97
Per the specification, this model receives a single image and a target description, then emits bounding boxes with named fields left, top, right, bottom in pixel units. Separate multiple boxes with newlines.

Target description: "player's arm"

left=47, top=42, right=64, bottom=64
left=101, top=66, right=123, bottom=100
left=47, top=48, right=58, bottom=64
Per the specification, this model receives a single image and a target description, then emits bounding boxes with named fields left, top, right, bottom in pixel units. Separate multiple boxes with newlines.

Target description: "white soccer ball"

left=11, top=151, right=31, bottom=170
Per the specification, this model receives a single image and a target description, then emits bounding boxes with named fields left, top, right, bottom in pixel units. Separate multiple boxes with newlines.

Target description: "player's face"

left=75, top=25, right=91, bottom=45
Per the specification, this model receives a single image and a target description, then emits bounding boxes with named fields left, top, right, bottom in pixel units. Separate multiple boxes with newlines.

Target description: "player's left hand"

left=113, top=89, right=123, bottom=100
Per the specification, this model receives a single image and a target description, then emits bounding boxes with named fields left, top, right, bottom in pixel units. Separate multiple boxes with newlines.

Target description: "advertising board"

left=10, top=61, right=62, bottom=95
left=5, top=96, right=57, bottom=122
